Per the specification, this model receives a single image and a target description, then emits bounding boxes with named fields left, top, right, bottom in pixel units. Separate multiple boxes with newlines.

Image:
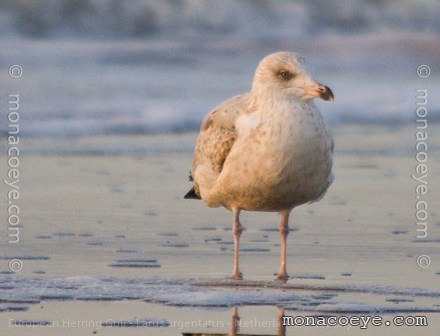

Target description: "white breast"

left=214, top=99, right=333, bottom=211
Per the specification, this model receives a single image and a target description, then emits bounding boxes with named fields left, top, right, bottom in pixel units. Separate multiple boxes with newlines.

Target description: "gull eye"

left=279, top=70, right=294, bottom=80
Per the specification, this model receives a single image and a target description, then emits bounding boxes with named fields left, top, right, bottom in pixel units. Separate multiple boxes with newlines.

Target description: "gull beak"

left=302, top=83, right=334, bottom=101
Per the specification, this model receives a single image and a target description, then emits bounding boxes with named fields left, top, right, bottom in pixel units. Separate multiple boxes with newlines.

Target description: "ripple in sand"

left=391, top=229, right=408, bottom=235
left=53, top=231, right=75, bottom=237
left=0, top=285, right=14, bottom=290
left=220, top=245, right=271, bottom=252
left=157, top=232, right=179, bottom=237
left=411, top=238, right=440, bottom=243
left=109, top=263, right=161, bottom=268
left=96, top=168, right=110, bottom=175
left=0, top=304, right=29, bottom=312
left=217, top=240, right=233, bottom=245
left=329, top=197, right=347, bottom=206
left=249, top=238, right=270, bottom=243
left=158, top=242, right=189, bottom=248
left=86, top=241, right=103, bottom=246
left=260, top=227, right=298, bottom=232
left=204, top=237, right=222, bottom=243
left=77, top=296, right=124, bottom=301
left=192, top=226, right=217, bottom=231
left=311, top=293, right=337, bottom=300
left=10, top=320, right=51, bottom=326
left=40, top=294, right=74, bottom=301
left=0, top=255, right=50, bottom=260
left=116, top=248, right=138, bottom=253
left=386, top=297, right=415, bottom=304
left=144, top=211, right=158, bottom=217
left=301, top=301, right=323, bottom=307
left=291, top=274, right=326, bottom=280
left=117, top=258, right=158, bottom=263
left=101, top=318, right=169, bottom=327
left=78, top=232, right=94, bottom=237
left=0, top=298, right=40, bottom=304
left=240, top=247, right=271, bottom=252
left=111, top=185, right=124, bottom=192
left=109, top=258, right=161, bottom=268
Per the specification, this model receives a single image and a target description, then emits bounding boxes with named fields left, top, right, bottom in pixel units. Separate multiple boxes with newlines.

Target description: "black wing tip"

left=184, top=188, right=201, bottom=200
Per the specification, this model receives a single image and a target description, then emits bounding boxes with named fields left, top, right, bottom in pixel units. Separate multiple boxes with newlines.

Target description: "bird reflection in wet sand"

left=182, top=306, right=286, bottom=336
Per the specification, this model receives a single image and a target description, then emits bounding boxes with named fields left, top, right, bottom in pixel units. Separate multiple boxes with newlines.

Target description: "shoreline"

left=0, top=123, right=439, bottom=335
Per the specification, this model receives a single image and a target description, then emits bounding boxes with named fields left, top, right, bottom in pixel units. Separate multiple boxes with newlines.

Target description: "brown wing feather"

left=188, top=93, right=250, bottom=197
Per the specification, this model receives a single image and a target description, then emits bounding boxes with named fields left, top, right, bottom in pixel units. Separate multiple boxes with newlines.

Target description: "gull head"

left=252, top=52, right=334, bottom=102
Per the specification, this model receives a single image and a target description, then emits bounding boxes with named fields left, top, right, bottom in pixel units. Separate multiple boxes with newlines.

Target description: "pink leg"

left=276, top=210, right=291, bottom=282
left=231, top=208, right=243, bottom=280
left=230, top=306, right=240, bottom=335
left=277, top=307, right=286, bottom=336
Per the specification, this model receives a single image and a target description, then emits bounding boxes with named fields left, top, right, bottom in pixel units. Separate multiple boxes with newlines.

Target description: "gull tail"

left=184, top=187, right=201, bottom=200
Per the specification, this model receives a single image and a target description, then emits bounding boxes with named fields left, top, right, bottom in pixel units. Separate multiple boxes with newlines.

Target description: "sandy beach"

left=0, top=123, right=439, bottom=335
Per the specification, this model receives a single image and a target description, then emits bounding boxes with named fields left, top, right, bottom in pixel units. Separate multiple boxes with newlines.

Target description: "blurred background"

left=0, top=0, right=439, bottom=154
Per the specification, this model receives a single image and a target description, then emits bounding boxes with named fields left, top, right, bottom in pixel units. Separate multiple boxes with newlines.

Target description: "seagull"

left=184, top=52, right=334, bottom=281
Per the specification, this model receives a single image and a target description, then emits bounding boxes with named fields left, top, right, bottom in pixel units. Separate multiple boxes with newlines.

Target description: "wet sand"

left=1, top=124, right=440, bottom=335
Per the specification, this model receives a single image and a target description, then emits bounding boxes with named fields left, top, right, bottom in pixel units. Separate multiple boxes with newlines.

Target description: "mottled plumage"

left=185, top=52, right=334, bottom=281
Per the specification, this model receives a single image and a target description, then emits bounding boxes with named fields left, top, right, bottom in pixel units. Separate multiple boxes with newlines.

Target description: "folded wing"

left=185, top=93, right=250, bottom=199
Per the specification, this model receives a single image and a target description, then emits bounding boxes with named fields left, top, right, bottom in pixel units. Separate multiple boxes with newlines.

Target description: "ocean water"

left=0, top=0, right=439, bottom=153
left=1, top=275, right=440, bottom=312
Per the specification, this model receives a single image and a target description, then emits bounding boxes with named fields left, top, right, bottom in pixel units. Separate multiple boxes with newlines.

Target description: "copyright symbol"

left=8, top=65, right=23, bottom=78
left=417, top=65, right=430, bottom=78
left=8, top=259, right=23, bottom=272
left=416, top=255, right=430, bottom=269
